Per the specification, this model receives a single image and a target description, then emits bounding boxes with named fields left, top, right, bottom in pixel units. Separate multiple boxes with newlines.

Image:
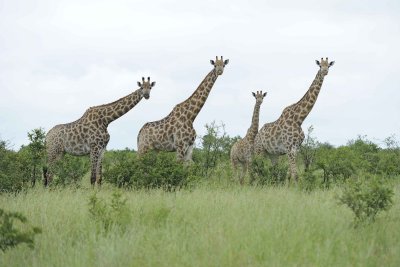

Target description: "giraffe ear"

left=329, top=61, right=335, bottom=67
left=151, top=81, right=156, bottom=87
left=263, top=92, right=267, bottom=97
left=252, top=92, right=256, bottom=97
left=137, top=81, right=142, bottom=87
left=210, top=60, right=215, bottom=65
left=224, top=59, right=229, bottom=65
left=315, top=60, right=321, bottom=66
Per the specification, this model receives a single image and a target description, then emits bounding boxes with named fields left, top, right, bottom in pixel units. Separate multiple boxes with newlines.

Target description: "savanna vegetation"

left=1, top=123, right=399, bottom=266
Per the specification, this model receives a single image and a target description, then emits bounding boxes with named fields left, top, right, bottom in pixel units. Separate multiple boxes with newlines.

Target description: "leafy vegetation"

left=339, top=177, right=394, bottom=225
left=0, top=187, right=399, bottom=266
left=0, top=124, right=399, bottom=265
left=103, top=150, right=198, bottom=190
left=0, top=208, right=41, bottom=252
left=88, top=191, right=131, bottom=234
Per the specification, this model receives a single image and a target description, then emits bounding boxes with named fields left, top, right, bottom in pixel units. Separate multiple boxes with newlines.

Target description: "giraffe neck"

left=176, top=69, right=218, bottom=122
left=94, top=88, right=143, bottom=125
left=245, top=101, right=262, bottom=142
left=294, top=69, right=325, bottom=124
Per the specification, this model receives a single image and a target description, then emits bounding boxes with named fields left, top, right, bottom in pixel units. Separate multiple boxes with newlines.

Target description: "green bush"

left=299, top=171, right=318, bottom=192
left=0, top=140, right=30, bottom=193
left=52, top=154, right=89, bottom=186
left=339, top=177, right=394, bottom=225
left=88, top=191, right=131, bottom=234
left=376, top=150, right=400, bottom=177
left=0, top=208, right=42, bottom=251
left=194, top=121, right=240, bottom=177
left=315, top=146, right=356, bottom=186
left=250, top=156, right=288, bottom=186
left=104, top=151, right=196, bottom=190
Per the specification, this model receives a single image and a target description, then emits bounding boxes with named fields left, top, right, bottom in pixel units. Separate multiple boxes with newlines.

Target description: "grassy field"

left=1, top=183, right=400, bottom=267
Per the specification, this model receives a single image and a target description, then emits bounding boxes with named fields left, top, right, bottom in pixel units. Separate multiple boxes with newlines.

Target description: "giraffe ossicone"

left=44, top=77, right=156, bottom=186
left=254, top=58, right=335, bottom=182
left=137, top=56, right=229, bottom=161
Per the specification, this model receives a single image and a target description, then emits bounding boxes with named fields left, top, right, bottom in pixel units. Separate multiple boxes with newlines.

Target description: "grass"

left=0, top=183, right=399, bottom=267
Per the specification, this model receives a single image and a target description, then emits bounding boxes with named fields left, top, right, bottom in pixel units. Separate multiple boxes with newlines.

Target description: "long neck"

left=293, top=69, right=325, bottom=124
left=245, top=101, right=262, bottom=142
left=98, top=88, right=143, bottom=125
left=177, top=69, right=218, bottom=122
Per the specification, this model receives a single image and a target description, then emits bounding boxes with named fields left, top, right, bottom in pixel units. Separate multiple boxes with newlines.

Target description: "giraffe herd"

left=44, top=56, right=334, bottom=186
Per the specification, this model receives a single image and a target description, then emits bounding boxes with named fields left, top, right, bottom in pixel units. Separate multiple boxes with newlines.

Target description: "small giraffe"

left=230, top=90, right=267, bottom=184
left=44, top=77, right=156, bottom=186
left=137, top=56, right=229, bottom=161
left=254, top=58, right=335, bottom=182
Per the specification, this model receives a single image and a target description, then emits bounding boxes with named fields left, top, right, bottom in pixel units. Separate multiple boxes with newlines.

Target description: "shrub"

left=376, top=150, right=400, bottom=177
left=88, top=191, right=131, bottom=234
left=299, top=171, right=318, bottom=192
left=315, top=146, right=356, bottom=186
left=103, top=151, right=195, bottom=190
left=0, top=208, right=42, bottom=251
left=194, top=121, right=240, bottom=177
left=300, top=125, right=318, bottom=172
left=250, top=156, right=288, bottom=186
left=0, top=140, right=30, bottom=193
left=52, top=154, right=89, bottom=186
left=339, top=177, right=394, bottom=225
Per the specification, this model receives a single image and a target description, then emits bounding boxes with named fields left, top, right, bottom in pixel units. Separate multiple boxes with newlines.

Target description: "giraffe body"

left=137, top=57, right=229, bottom=161
left=254, top=58, right=335, bottom=181
left=230, top=91, right=267, bottom=184
left=44, top=77, right=156, bottom=186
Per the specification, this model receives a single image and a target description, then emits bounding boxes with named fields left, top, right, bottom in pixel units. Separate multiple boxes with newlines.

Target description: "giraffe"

left=137, top=56, right=229, bottom=161
left=254, top=58, right=335, bottom=182
left=43, top=77, right=156, bottom=186
left=230, top=91, right=267, bottom=184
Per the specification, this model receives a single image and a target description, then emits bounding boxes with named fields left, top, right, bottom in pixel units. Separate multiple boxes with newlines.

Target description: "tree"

left=26, top=128, right=46, bottom=187
left=195, top=121, right=239, bottom=176
left=299, top=125, right=318, bottom=172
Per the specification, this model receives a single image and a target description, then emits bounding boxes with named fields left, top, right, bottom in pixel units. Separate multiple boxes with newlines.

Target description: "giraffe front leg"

left=95, top=149, right=105, bottom=185
left=90, top=147, right=102, bottom=186
left=183, top=144, right=194, bottom=163
left=176, top=142, right=189, bottom=162
left=287, top=148, right=299, bottom=183
left=239, top=163, right=248, bottom=185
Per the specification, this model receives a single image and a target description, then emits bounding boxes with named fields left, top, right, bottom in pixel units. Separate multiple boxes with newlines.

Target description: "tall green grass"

left=1, top=184, right=399, bottom=267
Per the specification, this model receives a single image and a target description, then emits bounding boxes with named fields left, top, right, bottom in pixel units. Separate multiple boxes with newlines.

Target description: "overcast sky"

left=1, top=0, right=399, bottom=150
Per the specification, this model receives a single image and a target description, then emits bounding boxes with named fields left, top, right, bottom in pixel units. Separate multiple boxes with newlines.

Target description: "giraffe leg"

left=231, top=158, right=239, bottom=181
left=269, top=154, right=279, bottom=166
left=90, top=147, right=102, bottom=186
left=95, top=148, right=105, bottom=185
left=176, top=141, right=190, bottom=162
left=287, top=148, right=298, bottom=183
left=240, top=162, right=249, bottom=186
left=183, top=144, right=194, bottom=162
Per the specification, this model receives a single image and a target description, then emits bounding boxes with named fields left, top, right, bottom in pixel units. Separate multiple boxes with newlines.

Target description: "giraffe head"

left=315, top=57, right=335, bottom=76
left=210, top=56, right=229, bottom=75
left=252, top=90, right=267, bottom=104
left=137, top=77, right=156, bottom=100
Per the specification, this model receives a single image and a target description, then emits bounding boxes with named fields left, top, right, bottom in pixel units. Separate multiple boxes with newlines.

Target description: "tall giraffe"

left=254, top=58, right=335, bottom=181
left=44, top=77, right=156, bottom=186
left=137, top=56, right=229, bottom=161
left=230, top=91, right=267, bottom=184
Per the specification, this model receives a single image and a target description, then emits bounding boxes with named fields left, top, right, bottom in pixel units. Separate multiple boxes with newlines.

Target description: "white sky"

left=1, top=0, right=399, bottom=150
